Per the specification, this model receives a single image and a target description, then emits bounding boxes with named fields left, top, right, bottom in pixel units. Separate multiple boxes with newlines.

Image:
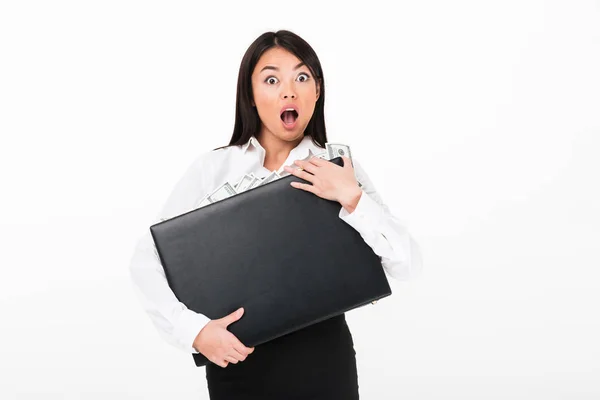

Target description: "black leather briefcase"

left=149, top=157, right=392, bottom=367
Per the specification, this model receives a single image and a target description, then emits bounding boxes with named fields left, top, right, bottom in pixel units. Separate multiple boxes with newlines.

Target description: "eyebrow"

left=260, top=62, right=306, bottom=73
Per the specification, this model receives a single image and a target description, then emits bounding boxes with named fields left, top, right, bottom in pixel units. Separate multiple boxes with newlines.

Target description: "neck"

left=256, top=131, right=304, bottom=170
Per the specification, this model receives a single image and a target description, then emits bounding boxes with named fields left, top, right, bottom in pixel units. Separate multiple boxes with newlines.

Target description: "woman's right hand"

left=193, top=307, right=255, bottom=368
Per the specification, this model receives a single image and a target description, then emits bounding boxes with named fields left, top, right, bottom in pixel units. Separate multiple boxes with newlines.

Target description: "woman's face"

left=251, top=47, right=320, bottom=142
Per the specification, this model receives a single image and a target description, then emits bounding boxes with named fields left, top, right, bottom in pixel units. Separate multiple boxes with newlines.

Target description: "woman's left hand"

left=284, top=155, right=362, bottom=209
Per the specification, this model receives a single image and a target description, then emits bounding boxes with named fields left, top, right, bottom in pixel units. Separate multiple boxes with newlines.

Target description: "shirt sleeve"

left=128, top=154, right=213, bottom=354
left=338, top=158, right=423, bottom=281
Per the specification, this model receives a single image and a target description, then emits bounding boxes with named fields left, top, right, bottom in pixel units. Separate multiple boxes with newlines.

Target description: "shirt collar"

left=243, top=134, right=316, bottom=159
left=241, top=136, right=257, bottom=153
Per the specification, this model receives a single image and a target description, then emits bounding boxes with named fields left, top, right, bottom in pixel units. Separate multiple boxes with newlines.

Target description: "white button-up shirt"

left=129, top=134, right=423, bottom=354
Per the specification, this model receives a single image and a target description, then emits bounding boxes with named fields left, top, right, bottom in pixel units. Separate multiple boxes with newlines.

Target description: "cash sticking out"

left=235, top=173, right=258, bottom=192
left=207, top=182, right=236, bottom=202
left=325, top=143, right=353, bottom=167
left=325, top=143, right=361, bottom=188
left=258, top=171, right=281, bottom=186
left=194, top=142, right=361, bottom=210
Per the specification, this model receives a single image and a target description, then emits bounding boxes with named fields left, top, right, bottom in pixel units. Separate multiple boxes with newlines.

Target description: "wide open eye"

left=265, top=73, right=310, bottom=85
left=297, top=73, right=310, bottom=82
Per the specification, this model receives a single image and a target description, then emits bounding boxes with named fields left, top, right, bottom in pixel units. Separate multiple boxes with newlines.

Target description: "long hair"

left=214, top=30, right=327, bottom=151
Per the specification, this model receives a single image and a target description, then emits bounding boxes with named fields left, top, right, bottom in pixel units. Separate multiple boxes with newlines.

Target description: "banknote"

left=194, top=144, right=365, bottom=211
left=195, top=181, right=237, bottom=209
left=196, top=194, right=212, bottom=208
left=325, top=143, right=353, bottom=167
left=233, top=175, right=245, bottom=191
left=241, top=176, right=261, bottom=192
left=257, top=170, right=281, bottom=187
left=325, top=143, right=362, bottom=188
left=247, top=175, right=265, bottom=190
left=235, top=173, right=258, bottom=192
left=206, top=182, right=236, bottom=203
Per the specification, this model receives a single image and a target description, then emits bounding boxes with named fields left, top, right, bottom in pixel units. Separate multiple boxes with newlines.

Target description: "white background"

left=1, top=1, right=599, bottom=399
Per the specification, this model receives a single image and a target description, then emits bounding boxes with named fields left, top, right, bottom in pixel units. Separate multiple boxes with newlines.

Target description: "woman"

left=129, top=30, right=422, bottom=399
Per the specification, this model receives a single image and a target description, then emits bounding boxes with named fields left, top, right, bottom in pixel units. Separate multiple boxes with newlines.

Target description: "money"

left=325, top=142, right=362, bottom=188
left=325, top=143, right=353, bottom=167
left=209, top=182, right=236, bottom=201
left=196, top=181, right=237, bottom=209
left=194, top=143, right=365, bottom=211
left=247, top=176, right=264, bottom=190
left=257, top=171, right=281, bottom=187
left=235, top=173, right=258, bottom=192
left=195, top=179, right=242, bottom=209
left=243, top=175, right=260, bottom=190
left=233, top=176, right=244, bottom=190
left=196, top=194, right=212, bottom=208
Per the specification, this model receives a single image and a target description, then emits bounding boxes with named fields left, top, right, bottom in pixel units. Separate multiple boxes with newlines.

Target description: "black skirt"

left=205, top=313, right=359, bottom=399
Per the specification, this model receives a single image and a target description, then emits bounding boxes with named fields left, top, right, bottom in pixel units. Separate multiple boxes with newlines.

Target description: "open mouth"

left=280, top=109, right=299, bottom=125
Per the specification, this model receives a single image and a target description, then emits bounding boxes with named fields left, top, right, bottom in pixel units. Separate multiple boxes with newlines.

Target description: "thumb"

left=342, top=156, right=352, bottom=168
left=220, top=307, right=244, bottom=326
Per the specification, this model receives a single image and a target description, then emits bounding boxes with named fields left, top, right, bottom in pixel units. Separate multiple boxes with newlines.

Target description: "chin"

left=283, top=131, right=305, bottom=141
left=272, top=126, right=302, bottom=139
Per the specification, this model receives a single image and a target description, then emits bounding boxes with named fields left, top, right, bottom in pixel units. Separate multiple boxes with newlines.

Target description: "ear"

left=315, top=79, right=321, bottom=101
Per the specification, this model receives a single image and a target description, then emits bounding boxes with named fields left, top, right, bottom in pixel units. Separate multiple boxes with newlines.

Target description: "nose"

left=280, top=82, right=296, bottom=100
